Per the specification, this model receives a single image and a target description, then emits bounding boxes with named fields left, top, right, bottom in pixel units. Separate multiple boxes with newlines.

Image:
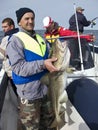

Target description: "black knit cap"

left=16, top=7, right=35, bottom=23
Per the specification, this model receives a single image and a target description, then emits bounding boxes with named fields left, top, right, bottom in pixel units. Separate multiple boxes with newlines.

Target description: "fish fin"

left=40, top=73, right=49, bottom=86
left=59, top=105, right=66, bottom=114
left=59, top=90, right=68, bottom=104
left=66, top=67, right=76, bottom=73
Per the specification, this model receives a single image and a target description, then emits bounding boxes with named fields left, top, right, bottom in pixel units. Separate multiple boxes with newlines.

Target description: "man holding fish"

left=6, top=8, right=59, bottom=130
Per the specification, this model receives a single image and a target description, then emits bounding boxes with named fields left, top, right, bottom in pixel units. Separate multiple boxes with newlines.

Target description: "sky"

left=0, top=0, right=98, bottom=31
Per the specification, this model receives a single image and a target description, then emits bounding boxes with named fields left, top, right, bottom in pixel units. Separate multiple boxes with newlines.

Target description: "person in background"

left=68, top=6, right=96, bottom=68
left=43, top=16, right=95, bottom=69
left=6, top=7, right=58, bottom=130
left=0, top=18, right=19, bottom=78
left=0, top=18, right=19, bottom=130
left=0, top=18, right=19, bottom=95
left=69, top=6, right=95, bottom=34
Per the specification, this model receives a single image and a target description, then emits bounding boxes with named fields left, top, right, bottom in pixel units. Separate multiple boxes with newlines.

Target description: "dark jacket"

left=69, top=12, right=91, bottom=33
left=4, top=28, right=19, bottom=36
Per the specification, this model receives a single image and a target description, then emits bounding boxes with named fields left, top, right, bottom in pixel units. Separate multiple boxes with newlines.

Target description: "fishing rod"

left=73, top=3, right=84, bottom=71
left=91, top=17, right=98, bottom=28
left=91, top=17, right=98, bottom=22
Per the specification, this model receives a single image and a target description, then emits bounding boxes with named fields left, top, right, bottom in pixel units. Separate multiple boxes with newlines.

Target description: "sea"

left=0, top=29, right=98, bottom=45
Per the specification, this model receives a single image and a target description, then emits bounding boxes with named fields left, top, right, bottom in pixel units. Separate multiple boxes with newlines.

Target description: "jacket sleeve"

left=82, top=15, right=91, bottom=26
left=0, top=37, right=8, bottom=59
left=59, top=28, right=93, bottom=42
left=0, top=47, right=5, bottom=59
left=6, top=35, right=46, bottom=77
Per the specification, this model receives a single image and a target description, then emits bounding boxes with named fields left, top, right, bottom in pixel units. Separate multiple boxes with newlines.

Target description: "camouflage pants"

left=19, top=96, right=56, bottom=130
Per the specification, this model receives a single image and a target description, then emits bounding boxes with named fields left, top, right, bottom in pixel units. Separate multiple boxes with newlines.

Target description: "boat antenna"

left=73, top=3, right=84, bottom=71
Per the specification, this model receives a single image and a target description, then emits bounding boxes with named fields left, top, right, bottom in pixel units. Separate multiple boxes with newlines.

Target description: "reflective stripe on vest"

left=45, top=34, right=59, bottom=43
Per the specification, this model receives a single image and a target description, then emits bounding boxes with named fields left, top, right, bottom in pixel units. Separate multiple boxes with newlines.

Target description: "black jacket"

left=69, top=12, right=91, bottom=33
left=4, top=28, right=19, bottom=36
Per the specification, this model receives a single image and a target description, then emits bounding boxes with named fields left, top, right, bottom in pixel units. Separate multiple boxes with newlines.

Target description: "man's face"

left=2, top=22, right=13, bottom=33
left=19, top=12, right=35, bottom=31
left=77, top=10, right=84, bottom=14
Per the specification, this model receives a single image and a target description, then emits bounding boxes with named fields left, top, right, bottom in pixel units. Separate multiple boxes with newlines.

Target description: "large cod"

left=41, top=39, right=71, bottom=130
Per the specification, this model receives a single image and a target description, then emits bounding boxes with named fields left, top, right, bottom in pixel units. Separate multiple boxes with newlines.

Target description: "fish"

left=41, top=39, right=71, bottom=130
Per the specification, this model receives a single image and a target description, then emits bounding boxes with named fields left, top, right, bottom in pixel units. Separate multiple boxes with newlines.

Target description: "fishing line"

left=73, top=3, right=84, bottom=71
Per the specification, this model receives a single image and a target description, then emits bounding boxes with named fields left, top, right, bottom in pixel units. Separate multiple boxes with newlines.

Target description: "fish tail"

left=50, top=113, right=66, bottom=129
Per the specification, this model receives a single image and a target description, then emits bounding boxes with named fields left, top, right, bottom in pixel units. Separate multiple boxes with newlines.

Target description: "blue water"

left=0, top=30, right=98, bottom=45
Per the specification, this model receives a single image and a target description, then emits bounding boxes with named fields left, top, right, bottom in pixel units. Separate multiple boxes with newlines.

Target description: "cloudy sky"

left=0, top=0, right=98, bottom=30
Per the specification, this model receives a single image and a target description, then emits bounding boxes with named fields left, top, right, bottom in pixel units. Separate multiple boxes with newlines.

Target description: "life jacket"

left=45, top=27, right=61, bottom=43
left=13, top=32, right=48, bottom=84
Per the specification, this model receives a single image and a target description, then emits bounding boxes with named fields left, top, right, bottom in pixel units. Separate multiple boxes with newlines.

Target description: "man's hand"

left=44, top=57, right=59, bottom=73
left=91, top=21, right=96, bottom=25
left=91, top=21, right=96, bottom=28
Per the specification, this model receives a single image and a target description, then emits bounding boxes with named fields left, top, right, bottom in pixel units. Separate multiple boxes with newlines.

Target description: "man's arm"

left=82, top=15, right=91, bottom=26
left=0, top=47, right=5, bottom=56
left=0, top=36, right=9, bottom=59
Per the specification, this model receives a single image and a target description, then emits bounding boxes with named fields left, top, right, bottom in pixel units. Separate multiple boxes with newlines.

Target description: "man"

left=68, top=6, right=95, bottom=68
left=43, top=16, right=95, bottom=69
left=6, top=8, right=58, bottom=130
left=69, top=6, right=92, bottom=33
left=0, top=18, right=19, bottom=77
left=0, top=18, right=19, bottom=130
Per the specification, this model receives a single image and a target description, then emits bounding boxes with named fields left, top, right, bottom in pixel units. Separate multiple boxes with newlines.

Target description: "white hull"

left=61, top=100, right=90, bottom=130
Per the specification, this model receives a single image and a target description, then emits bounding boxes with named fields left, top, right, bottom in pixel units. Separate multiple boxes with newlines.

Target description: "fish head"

left=51, top=39, right=70, bottom=70
left=54, top=39, right=68, bottom=55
